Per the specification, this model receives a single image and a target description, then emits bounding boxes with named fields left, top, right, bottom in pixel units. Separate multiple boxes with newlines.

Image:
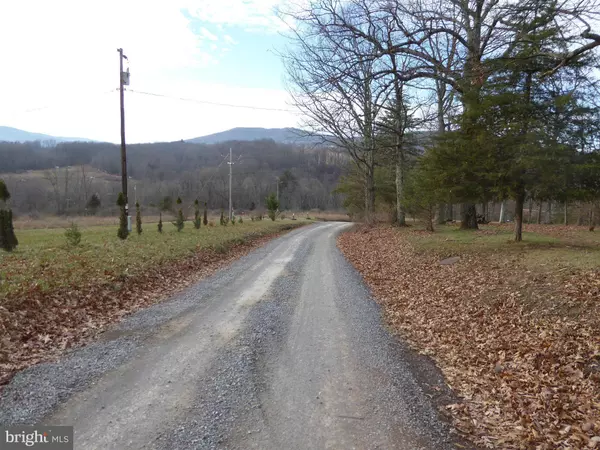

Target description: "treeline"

left=284, top=0, right=600, bottom=240
left=0, top=140, right=347, bottom=215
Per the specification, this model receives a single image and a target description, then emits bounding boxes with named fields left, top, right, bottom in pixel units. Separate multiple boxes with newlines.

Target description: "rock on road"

left=0, top=222, right=459, bottom=449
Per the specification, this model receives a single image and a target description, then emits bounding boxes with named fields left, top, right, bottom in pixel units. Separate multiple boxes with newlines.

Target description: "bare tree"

left=281, top=3, right=389, bottom=222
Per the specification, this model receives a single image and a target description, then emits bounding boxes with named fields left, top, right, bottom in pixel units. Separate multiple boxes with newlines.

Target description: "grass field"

left=0, top=219, right=308, bottom=299
left=406, top=222, right=600, bottom=271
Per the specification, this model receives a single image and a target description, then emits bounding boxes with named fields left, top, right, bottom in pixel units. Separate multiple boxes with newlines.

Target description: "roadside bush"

left=64, top=222, right=82, bottom=246
left=136, top=202, right=142, bottom=235
left=193, top=199, right=201, bottom=229
left=116, top=192, right=129, bottom=240
left=266, top=193, right=279, bottom=221
left=174, top=197, right=184, bottom=232
left=0, top=179, right=18, bottom=252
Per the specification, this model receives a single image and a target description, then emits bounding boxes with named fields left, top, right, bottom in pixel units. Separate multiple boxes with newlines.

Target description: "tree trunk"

left=447, top=204, right=454, bottom=221
left=364, top=157, right=375, bottom=224
left=564, top=202, right=568, bottom=225
left=514, top=190, right=525, bottom=242
left=528, top=198, right=533, bottom=223
left=499, top=200, right=506, bottom=223
left=482, top=202, right=488, bottom=223
left=546, top=201, right=552, bottom=224
left=537, top=201, right=542, bottom=224
left=437, top=204, right=446, bottom=225
left=395, top=147, right=406, bottom=226
left=460, top=203, right=478, bottom=229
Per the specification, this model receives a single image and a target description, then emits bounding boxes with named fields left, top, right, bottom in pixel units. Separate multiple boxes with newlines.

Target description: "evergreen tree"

left=87, top=193, right=101, bottom=215
left=136, top=202, right=142, bottom=235
left=175, top=197, right=184, bottom=232
left=0, top=179, right=17, bottom=251
left=266, top=193, right=279, bottom=221
left=116, top=192, right=129, bottom=240
left=193, top=199, right=201, bottom=229
left=203, top=202, right=208, bottom=226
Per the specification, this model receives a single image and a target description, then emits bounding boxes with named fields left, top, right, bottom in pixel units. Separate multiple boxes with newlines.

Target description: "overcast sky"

left=0, top=1, right=300, bottom=143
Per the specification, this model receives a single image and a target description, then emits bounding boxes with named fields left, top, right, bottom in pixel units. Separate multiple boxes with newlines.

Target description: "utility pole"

left=118, top=48, right=130, bottom=227
left=228, top=147, right=233, bottom=221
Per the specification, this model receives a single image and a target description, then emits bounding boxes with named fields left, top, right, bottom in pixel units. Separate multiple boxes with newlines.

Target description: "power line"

left=125, top=88, right=297, bottom=113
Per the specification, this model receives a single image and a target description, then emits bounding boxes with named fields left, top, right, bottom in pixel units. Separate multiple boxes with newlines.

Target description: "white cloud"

left=186, top=0, right=290, bottom=33
left=200, top=27, right=219, bottom=41
left=224, top=34, right=238, bottom=45
left=0, top=0, right=299, bottom=143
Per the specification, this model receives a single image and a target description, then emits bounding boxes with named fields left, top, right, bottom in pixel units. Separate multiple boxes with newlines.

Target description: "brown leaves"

left=338, top=225, right=600, bottom=449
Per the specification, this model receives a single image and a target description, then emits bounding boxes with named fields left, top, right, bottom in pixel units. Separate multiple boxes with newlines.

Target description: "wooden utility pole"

left=228, top=147, right=233, bottom=221
left=118, top=48, right=129, bottom=218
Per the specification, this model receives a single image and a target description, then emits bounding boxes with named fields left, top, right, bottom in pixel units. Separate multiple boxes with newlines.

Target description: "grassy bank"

left=0, top=220, right=307, bottom=299
left=0, top=219, right=308, bottom=386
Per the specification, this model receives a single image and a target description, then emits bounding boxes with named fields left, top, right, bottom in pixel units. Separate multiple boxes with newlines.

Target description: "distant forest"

left=0, top=140, right=347, bottom=216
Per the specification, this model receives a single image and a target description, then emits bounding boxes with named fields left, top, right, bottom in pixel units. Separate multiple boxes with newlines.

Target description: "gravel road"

left=0, top=222, right=462, bottom=449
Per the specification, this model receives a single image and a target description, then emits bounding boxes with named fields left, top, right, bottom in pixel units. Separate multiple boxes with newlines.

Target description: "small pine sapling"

left=175, top=197, right=185, bottom=232
left=65, top=222, right=82, bottom=246
left=135, top=202, right=142, bottom=234
left=193, top=199, right=201, bottom=229
left=116, top=192, right=129, bottom=240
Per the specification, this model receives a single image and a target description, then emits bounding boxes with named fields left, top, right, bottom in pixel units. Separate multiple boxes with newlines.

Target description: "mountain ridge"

left=186, top=127, right=323, bottom=145
left=0, top=126, right=93, bottom=144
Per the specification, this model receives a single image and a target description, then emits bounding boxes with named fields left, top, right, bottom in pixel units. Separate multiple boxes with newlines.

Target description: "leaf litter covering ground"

left=338, top=226, right=600, bottom=449
left=0, top=225, right=304, bottom=389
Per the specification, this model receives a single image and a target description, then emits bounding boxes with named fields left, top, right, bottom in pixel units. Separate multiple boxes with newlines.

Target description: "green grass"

left=0, top=219, right=308, bottom=298
left=406, top=223, right=600, bottom=271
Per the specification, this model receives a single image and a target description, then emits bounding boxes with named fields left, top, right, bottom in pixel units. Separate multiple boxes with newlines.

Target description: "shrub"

left=136, top=202, right=142, bottom=235
left=193, top=199, right=201, bottom=229
left=0, top=180, right=17, bottom=252
left=203, top=202, right=208, bottom=226
left=65, top=222, right=82, bottom=246
left=158, top=212, right=163, bottom=233
left=116, top=192, right=129, bottom=240
left=220, top=209, right=225, bottom=226
left=231, top=216, right=236, bottom=225
left=266, top=193, right=279, bottom=221
left=174, top=197, right=184, bottom=232
left=87, top=193, right=101, bottom=215
left=238, top=216, right=243, bottom=224
left=0, top=209, right=18, bottom=252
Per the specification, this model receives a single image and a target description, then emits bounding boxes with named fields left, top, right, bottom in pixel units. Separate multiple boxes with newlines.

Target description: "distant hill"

left=187, top=127, right=324, bottom=145
left=0, top=126, right=93, bottom=144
